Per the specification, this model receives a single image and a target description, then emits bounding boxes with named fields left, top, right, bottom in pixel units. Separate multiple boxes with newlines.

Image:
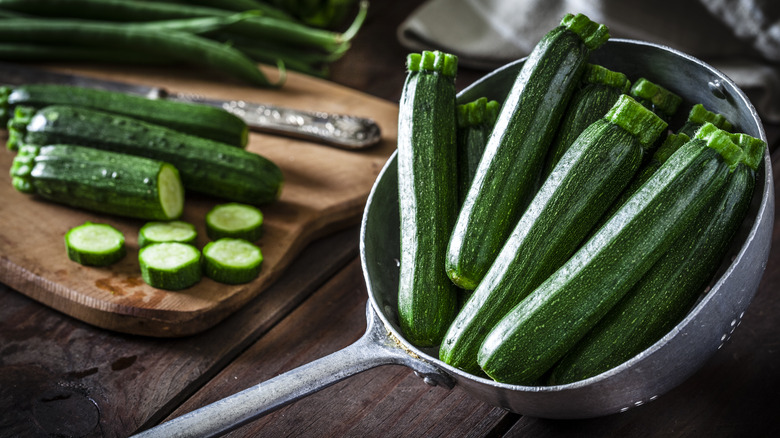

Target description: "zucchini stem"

left=695, top=122, right=744, bottom=170
left=630, top=78, right=683, bottom=120
left=582, top=64, right=631, bottom=93
left=560, top=13, right=610, bottom=50
left=605, top=94, right=668, bottom=147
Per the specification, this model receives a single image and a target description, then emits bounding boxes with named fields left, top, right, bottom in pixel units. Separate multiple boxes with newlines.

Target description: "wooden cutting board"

left=0, top=64, right=398, bottom=337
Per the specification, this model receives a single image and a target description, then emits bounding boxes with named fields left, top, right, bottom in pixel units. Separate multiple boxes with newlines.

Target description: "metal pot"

left=134, top=39, right=775, bottom=437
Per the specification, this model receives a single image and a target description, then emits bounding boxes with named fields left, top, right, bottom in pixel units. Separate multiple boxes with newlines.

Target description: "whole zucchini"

left=446, top=13, right=610, bottom=290
left=477, top=124, right=741, bottom=384
left=396, top=50, right=460, bottom=347
left=11, top=144, right=184, bottom=220
left=456, top=97, right=500, bottom=206
left=543, top=63, right=631, bottom=176
left=439, top=95, right=667, bottom=373
left=9, top=105, right=283, bottom=205
left=547, top=129, right=765, bottom=385
left=0, top=83, right=249, bottom=147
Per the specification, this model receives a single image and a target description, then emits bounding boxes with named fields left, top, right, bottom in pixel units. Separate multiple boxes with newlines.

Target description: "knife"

left=0, top=62, right=382, bottom=150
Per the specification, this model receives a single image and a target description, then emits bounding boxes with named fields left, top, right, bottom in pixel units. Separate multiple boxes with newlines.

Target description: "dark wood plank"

left=0, top=227, right=359, bottom=437
left=163, top=259, right=510, bottom=437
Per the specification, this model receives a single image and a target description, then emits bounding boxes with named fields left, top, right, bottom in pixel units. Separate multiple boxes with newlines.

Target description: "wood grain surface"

left=0, top=65, right=398, bottom=337
left=1, top=1, right=779, bottom=437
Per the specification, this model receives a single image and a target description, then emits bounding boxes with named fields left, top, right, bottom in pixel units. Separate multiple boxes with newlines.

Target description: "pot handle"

left=132, top=302, right=453, bottom=438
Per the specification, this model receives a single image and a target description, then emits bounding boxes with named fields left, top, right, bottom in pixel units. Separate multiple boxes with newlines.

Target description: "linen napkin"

left=398, top=0, right=780, bottom=123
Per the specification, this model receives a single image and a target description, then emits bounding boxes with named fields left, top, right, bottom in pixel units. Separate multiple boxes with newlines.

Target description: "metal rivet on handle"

left=414, top=371, right=438, bottom=386
left=423, top=376, right=438, bottom=386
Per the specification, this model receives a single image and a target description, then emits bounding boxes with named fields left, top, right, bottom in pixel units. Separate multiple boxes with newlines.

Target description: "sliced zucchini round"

left=139, top=242, right=201, bottom=290
left=138, top=220, right=198, bottom=247
left=202, top=238, right=263, bottom=285
left=205, top=203, right=263, bottom=241
left=65, top=222, right=126, bottom=267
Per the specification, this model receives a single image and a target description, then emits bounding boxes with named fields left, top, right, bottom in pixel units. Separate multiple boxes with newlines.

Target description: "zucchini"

left=10, top=144, right=184, bottom=220
left=446, top=13, right=609, bottom=290
left=597, top=103, right=734, bottom=230
left=65, top=221, right=126, bottom=266
left=0, top=83, right=249, bottom=147
left=477, top=124, right=741, bottom=384
left=678, top=103, right=733, bottom=137
left=629, top=77, right=682, bottom=123
left=456, top=97, right=500, bottom=206
left=543, top=63, right=631, bottom=176
left=9, top=105, right=283, bottom=206
left=138, top=220, right=198, bottom=247
left=202, top=238, right=264, bottom=284
left=139, top=242, right=202, bottom=290
left=593, top=132, right=691, bottom=230
left=547, top=130, right=765, bottom=385
left=439, top=95, right=667, bottom=373
left=205, top=202, right=263, bottom=242
left=396, top=50, right=460, bottom=347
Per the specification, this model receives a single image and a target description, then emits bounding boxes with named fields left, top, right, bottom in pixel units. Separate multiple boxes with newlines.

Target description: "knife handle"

left=171, top=94, right=382, bottom=150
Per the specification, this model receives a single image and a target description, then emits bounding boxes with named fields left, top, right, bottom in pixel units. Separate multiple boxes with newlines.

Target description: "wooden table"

left=2, top=2, right=779, bottom=437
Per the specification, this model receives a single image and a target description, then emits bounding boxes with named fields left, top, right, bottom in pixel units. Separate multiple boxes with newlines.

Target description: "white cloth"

left=398, top=0, right=780, bottom=122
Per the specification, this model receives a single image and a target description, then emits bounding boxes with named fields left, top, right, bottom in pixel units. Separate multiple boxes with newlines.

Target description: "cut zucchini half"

left=139, top=242, right=201, bottom=290
left=138, top=220, right=198, bottom=247
left=65, top=222, right=126, bottom=267
left=202, top=238, right=263, bottom=285
left=159, top=164, right=185, bottom=220
left=205, top=203, right=264, bottom=241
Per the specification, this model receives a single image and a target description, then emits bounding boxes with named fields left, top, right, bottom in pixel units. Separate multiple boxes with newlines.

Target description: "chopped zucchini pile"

left=395, top=13, right=765, bottom=386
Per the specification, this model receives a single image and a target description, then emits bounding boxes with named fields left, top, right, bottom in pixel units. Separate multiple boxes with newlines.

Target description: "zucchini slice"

left=138, top=220, right=198, bottom=247
left=202, top=238, right=263, bottom=284
left=139, top=242, right=202, bottom=290
left=65, top=222, right=126, bottom=267
left=205, top=203, right=264, bottom=242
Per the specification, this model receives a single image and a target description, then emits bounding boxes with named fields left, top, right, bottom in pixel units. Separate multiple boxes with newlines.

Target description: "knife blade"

left=0, top=62, right=382, bottom=150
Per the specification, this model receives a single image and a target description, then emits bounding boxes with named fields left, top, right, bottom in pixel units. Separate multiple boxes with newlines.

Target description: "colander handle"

left=131, top=302, right=451, bottom=438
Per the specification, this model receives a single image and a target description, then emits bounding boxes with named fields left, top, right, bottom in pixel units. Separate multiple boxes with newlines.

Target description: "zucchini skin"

left=1, top=84, right=249, bottom=147
left=440, top=119, right=645, bottom=373
left=11, top=144, right=183, bottom=220
left=446, top=17, right=606, bottom=291
left=548, top=161, right=756, bottom=385
left=477, top=137, right=733, bottom=385
left=543, top=64, right=630, bottom=176
left=12, top=105, right=283, bottom=206
left=397, top=51, right=460, bottom=347
left=456, top=97, right=500, bottom=206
